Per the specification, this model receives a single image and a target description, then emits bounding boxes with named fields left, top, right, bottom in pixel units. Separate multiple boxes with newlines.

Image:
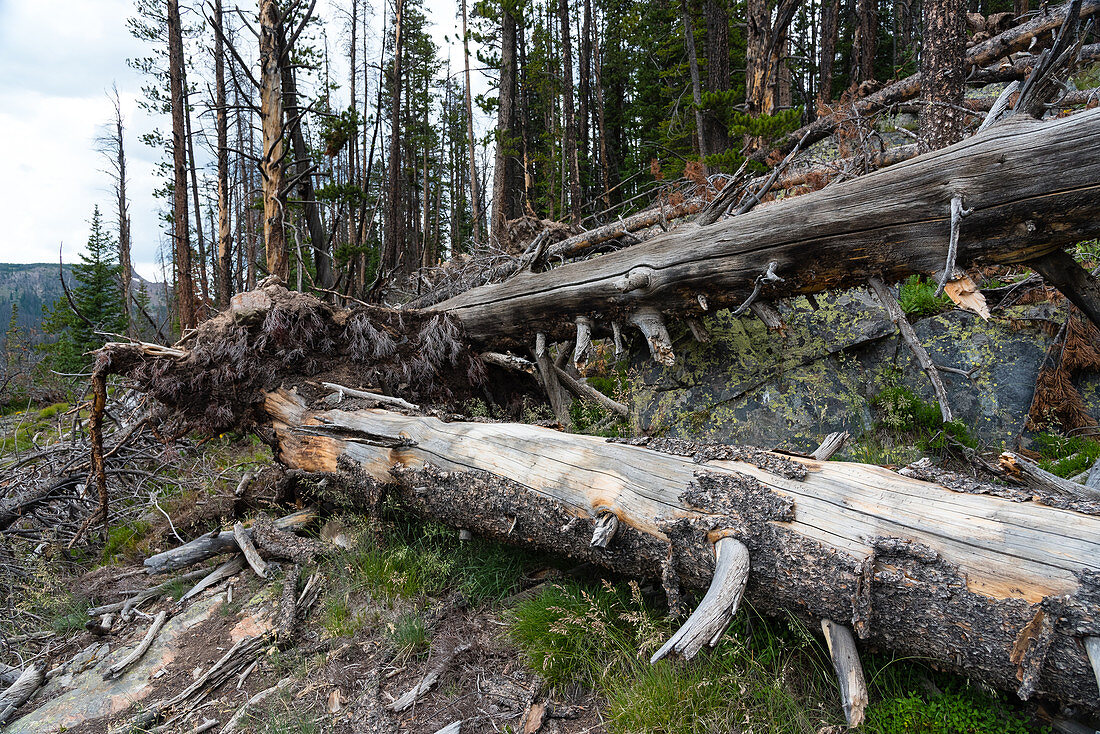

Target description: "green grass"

left=871, top=385, right=978, bottom=454
left=47, top=593, right=92, bottom=634
left=898, top=275, right=954, bottom=318
left=387, top=612, right=430, bottom=662
left=509, top=580, right=1045, bottom=734
left=1031, top=432, right=1100, bottom=478
left=321, top=592, right=368, bottom=637
left=334, top=516, right=537, bottom=602
left=101, top=520, right=154, bottom=564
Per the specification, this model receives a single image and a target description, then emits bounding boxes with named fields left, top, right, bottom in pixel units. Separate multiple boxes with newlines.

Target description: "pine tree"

left=42, top=207, right=127, bottom=373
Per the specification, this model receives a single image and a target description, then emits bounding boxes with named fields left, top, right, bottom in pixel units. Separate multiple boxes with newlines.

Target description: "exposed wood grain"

left=263, top=389, right=1100, bottom=707
left=822, top=619, right=869, bottom=727
left=104, top=610, right=169, bottom=680
left=233, top=522, right=270, bottom=578
left=434, top=111, right=1100, bottom=344
left=651, top=537, right=750, bottom=662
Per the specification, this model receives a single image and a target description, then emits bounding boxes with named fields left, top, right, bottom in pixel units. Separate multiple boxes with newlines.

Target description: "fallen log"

left=263, top=388, right=1100, bottom=708
left=143, top=509, right=316, bottom=574
left=434, top=109, right=1100, bottom=347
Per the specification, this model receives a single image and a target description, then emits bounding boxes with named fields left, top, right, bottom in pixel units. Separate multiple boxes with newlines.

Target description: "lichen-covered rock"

left=630, top=288, right=1092, bottom=455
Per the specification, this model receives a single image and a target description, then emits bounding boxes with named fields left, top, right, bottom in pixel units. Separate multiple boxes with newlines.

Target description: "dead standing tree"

left=206, top=0, right=319, bottom=284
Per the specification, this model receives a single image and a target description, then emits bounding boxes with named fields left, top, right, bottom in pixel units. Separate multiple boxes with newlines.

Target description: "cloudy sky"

left=0, top=0, right=480, bottom=282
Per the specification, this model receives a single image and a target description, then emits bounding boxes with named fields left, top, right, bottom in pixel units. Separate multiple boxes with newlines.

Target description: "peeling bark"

left=263, top=389, right=1100, bottom=709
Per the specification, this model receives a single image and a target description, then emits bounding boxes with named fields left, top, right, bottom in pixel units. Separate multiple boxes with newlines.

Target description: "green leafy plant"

left=898, top=275, right=953, bottom=317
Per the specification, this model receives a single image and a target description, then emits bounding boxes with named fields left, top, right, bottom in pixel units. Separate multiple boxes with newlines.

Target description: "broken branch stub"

left=650, top=537, right=750, bottom=663
left=821, top=619, right=869, bottom=727
left=630, top=308, right=675, bottom=366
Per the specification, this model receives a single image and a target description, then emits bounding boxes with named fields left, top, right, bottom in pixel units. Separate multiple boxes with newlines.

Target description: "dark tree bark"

left=817, top=0, right=841, bottom=109
left=852, top=0, right=879, bottom=84
left=681, top=0, right=709, bottom=167
left=578, top=0, right=593, bottom=200
left=258, top=389, right=1100, bottom=710
left=745, top=0, right=800, bottom=115
left=559, top=0, right=582, bottom=224
left=704, top=0, right=731, bottom=153
left=920, top=0, right=968, bottom=150
left=184, top=87, right=209, bottom=305
left=491, top=4, right=520, bottom=245
left=382, top=0, right=406, bottom=275
left=168, top=0, right=196, bottom=329
left=753, top=0, right=1099, bottom=165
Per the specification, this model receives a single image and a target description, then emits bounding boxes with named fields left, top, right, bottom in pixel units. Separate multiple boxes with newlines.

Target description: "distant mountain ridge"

left=0, top=263, right=170, bottom=344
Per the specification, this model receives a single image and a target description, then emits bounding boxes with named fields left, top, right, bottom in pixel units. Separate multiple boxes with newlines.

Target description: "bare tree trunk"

left=559, top=0, right=583, bottom=224
left=491, top=6, right=518, bottom=245
left=168, top=0, right=196, bottom=330
left=852, top=0, right=879, bottom=84
left=745, top=0, right=799, bottom=115
left=184, top=87, right=209, bottom=305
left=818, top=0, right=841, bottom=109
left=105, top=86, right=134, bottom=335
left=214, top=0, right=233, bottom=307
left=282, top=56, right=333, bottom=288
left=578, top=0, right=593, bottom=201
left=593, top=12, right=612, bottom=211
left=681, top=0, right=709, bottom=168
left=920, top=0, right=968, bottom=150
left=704, top=0, right=731, bottom=153
left=259, top=0, right=288, bottom=280
left=461, top=0, right=482, bottom=243
left=382, top=0, right=406, bottom=275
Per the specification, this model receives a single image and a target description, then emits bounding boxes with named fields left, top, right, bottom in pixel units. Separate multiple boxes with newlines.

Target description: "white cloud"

left=0, top=0, right=494, bottom=283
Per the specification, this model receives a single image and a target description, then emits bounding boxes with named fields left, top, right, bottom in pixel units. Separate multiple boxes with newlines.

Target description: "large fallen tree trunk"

left=434, top=110, right=1100, bottom=346
left=264, top=388, right=1100, bottom=708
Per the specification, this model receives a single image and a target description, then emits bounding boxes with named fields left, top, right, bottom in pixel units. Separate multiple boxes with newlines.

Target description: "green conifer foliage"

left=42, top=207, right=128, bottom=373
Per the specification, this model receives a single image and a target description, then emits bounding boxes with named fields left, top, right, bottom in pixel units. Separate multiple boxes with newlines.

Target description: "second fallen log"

left=263, top=388, right=1100, bottom=709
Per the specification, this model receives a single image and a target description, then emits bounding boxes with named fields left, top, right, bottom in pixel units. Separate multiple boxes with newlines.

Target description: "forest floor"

left=0, top=414, right=1087, bottom=734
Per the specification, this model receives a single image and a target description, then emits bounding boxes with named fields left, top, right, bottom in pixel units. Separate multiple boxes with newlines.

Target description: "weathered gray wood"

left=822, top=619, right=869, bottom=727
left=434, top=110, right=1100, bottom=345
left=389, top=643, right=473, bottom=712
left=322, top=381, right=421, bottom=412
left=868, top=277, right=954, bottom=423
left=651, top=537, right=750, bottom=663
left=263, top=389, right=1100, bottom=708
left=811, top=432, right=849, bottom=461
left=1085, top=636, right=1100, bottom=698
left=552, top=364, right=629, bottom=418
left=143, top=510, right=316, bottom=574
left=180, top=556, right=247, bottom=603
left=0, top=665, right=43, bottom=726
left=1087, top=458, right=1100, bottom=491
left=590, top=512, right=620, bottom=548
left=104, top=610, right=169, bottom=680
left=233, top=521, right=270, bottom=578
left=1028, top=248, right=1100, bottom=331
left=1000, top=452, right=1100, bottom=503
